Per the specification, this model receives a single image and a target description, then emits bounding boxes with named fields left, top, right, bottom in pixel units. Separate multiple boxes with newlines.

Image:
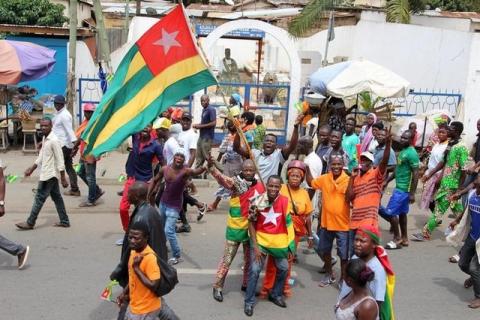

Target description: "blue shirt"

left=468, top=191, right=480, bottom=241
left=199, top=105, right=216, bottom=140
left=130, top=134, right=164, bottom=182
left=373, top=145, right=397, bottom=167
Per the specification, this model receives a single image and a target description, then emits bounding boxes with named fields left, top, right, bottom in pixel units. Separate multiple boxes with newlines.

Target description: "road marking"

left=177, top=268, right=297, bottom=277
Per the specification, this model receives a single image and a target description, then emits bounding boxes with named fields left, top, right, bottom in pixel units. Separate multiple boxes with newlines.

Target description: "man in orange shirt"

left=117, top=221, right=161, bottom=320
left=306, top=155, right=350, bottom=287
left=346, top=127, right=392, bottom=257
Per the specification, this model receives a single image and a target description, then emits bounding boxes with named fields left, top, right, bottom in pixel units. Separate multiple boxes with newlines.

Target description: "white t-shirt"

left=178, top=129, right=198, bottom=165
left=163, top=137, right=182, bottom=165
left=305, top=151, right=323, bottom=179
left=339, top=255, right=387, bottom=302
left=252, top=148, right=285, bottom=183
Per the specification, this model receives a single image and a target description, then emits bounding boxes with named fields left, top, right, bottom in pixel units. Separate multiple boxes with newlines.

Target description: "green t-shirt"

left=342, top=133, right=360, bottom=172
left=395, top=146, right=420, bottom=192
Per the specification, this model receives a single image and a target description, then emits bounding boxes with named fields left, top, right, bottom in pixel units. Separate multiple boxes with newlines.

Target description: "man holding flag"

left=81, top=4, right=217, bottom=160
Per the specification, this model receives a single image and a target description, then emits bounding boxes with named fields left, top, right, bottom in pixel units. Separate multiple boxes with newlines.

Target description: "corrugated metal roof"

left=420, top=10, right=480, bottom=20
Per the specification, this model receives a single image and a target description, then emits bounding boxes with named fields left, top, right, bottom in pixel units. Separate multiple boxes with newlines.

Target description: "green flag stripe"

left=258, top=245, right=288, bottom=259
left=89, top=69, right=216, bottom=157
left=229, top=207, right=242, bottom=218
left=83, top=65, right=153, bottom=150
left=226, top=227, right=248, bottom=242
left=82, top=45, right=141, bottom=144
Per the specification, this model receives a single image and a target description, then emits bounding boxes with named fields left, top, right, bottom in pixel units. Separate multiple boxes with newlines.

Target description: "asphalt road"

left=1, top=181, right=479, bottom=320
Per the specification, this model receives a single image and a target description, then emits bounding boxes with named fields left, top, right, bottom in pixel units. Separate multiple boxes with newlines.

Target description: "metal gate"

left=205, top=81, right=291, bottom=145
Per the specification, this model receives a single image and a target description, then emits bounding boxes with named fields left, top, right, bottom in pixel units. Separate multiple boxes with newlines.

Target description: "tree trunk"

left=67, top=0, right=78, bottom=121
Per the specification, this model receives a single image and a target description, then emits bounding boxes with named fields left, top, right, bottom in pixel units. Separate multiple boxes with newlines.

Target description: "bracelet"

left=308, top=236, right=314, bottom=240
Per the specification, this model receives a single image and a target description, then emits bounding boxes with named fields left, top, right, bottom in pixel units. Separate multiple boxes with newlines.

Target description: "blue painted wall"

left=5, top=36, right=68, bottom=97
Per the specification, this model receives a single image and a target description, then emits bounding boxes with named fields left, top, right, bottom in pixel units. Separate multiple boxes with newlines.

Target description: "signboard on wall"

left=195, top=24, right=265, bottom=39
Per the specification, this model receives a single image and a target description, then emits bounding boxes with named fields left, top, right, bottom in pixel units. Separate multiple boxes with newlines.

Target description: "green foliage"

left=288, top=0, right=333, bottom=37
left=427, top=0, right=480, bottom=11
left=0, top=0, right=68, bottom=27
left=387, top=0, right=414, bottom=23
left=358, top=91, right=382, bottom=112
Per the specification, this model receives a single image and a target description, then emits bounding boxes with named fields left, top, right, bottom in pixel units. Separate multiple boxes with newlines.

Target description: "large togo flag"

left=82, top=4, right=217, bottom=157
left=255, top=195, right=296, bottom=258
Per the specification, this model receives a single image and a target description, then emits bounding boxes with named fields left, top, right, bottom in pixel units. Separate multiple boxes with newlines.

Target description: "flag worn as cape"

left=376, top=246, right=395, bottom=320
left=82, top=4, right=217, bottom=157
left=255, top=195, right=296, bottom=258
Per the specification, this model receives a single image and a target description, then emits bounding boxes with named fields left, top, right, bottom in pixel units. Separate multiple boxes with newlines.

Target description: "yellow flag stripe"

left=93, top=55, right=208, bottom=148
left=256, top=231, right=289, bottom=249
left=227, top=216, right=248, bottom=230
left=124, top=51, right=147, bottom=84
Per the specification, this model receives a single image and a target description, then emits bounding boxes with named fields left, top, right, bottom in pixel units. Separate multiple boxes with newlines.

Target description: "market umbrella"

left=0, top=40, right=56, bottom=85
left=308, top=59, right=410, bottom=98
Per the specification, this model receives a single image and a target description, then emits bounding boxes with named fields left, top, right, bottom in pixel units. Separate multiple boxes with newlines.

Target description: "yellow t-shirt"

left=280, top=184, right=313, bottom=216
left=128, top=245, right=161, bottom=315
left=311, top=172, right=350, bottom=231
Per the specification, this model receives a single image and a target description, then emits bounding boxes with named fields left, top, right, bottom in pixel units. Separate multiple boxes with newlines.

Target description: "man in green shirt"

left=342, top=118, right=360, bottom=172
left=381, top=130, right=420, bottom=249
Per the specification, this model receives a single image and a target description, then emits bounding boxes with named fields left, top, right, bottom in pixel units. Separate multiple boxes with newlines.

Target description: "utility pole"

left=67, top=0, right=78, bottom=117
left=93, top=0, right=111, bottom=69
left=124, top=0, right=130, bottom=41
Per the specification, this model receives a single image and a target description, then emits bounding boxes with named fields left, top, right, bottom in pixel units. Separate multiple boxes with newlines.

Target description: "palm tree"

left=288, top=0, right=426, bottom=37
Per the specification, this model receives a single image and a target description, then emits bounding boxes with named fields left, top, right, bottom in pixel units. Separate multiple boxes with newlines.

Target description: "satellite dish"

left=224, top=0, right=234, bottom=6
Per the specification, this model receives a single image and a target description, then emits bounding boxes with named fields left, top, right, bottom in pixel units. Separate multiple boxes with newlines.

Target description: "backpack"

left=149, top=253, right=179, bottom=296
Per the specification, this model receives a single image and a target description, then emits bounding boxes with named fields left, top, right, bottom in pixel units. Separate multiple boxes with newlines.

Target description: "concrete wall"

left=462, top=33, right=480, bottom=145
left=411, top=15, right=472, bottom=32
left=51, top=0, right=92, bottom=27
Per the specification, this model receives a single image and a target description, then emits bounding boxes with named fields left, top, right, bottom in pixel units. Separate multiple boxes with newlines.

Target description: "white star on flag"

left=153, top=29, right=181, bottom=55
left=261, top=206, right=281, bottom=226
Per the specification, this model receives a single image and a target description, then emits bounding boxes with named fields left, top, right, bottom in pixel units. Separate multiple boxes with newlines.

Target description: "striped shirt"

left=350, top=167, right=383, bottom=230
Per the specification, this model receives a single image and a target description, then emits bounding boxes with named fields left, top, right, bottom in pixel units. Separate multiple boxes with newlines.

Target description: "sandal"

left=318, top=274, right=336, bottom=287
left=53, top=222, right=70, bottom=228
left=385, top=241, right=402, bottom=250
left=449, top=254, right=460, bottom=264
left=401, top=239, right=409, bottom=247
left=464, top=277, right=473, bottom=289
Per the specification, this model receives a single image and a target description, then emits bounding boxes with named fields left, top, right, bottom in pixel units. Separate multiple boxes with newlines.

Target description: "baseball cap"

left=152, top=117, right=171, bottom=130
left=54, top=95, right=66, bottom=104
left=182, top=112, right=192, bottom=120
left=360, top=151, right=374, bottom=162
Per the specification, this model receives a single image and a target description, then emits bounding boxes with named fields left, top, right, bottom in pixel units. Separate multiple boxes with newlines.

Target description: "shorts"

left=124, top=306, right=161, bottom=320
left=382, top=188, right=410, bottom=216
left=316, top=228, right=349, bottom=260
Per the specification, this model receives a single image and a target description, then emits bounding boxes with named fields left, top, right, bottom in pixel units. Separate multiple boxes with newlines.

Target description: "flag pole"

left=183, top=3, right=265, bottom=188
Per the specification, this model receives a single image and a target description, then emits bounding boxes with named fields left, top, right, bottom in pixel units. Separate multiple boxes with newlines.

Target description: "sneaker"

left=411, top=233, right=430, bottom=242
left=64, top=190, right=81, bottom=196
left=15, top=222, right=34, bottom=230
left=79, top=201, right=96, bottom=207
left=197, top=203, right=207, bottom=221
left=17, top=246, right=30, bottom=270
left=176, top=224, right=191, bottom=233
left=115, top=238, right=124, bottom=246
left=168, top=257, right=182, bottom=265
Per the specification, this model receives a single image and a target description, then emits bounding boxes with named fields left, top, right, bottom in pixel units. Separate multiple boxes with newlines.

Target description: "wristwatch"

left=0, top=201, right=5, bottom=206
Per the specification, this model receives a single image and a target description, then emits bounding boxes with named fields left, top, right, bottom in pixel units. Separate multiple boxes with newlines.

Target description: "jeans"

left=180, top=190, right=199, bottom=225
left=458, top=235, right=480, bottom=298
left=27, top=177, right=69, bottom=226
left=117, top=298, right=179, bottom=320
left=77, top=160, right=101, bottom=203
left=160, top=202, right=181, bottom=258
left=244, top=246, right=288, bottom=306
left=62, top=146, right=78, bottom=191
left=0, top=234, right=25, bottom=256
